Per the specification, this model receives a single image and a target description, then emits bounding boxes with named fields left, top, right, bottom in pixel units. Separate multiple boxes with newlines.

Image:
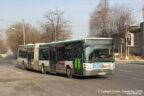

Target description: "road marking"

left=118, top=69, right=132, bottom=73
left=65, top=93, right=71, bottom=96
left=31, top=79, right=48, bottom=96
left=16, top=72, right=23, bottom=74
left=133, top=78, right=144, bottom=81
left=32, top=79, right=42, bottom=89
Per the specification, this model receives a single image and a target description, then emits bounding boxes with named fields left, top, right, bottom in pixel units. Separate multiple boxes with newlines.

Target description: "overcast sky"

left=0, top=0, right=144, bottom=39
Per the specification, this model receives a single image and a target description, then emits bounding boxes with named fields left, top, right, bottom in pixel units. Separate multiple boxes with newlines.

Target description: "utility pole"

left=125, top=25, right=129, bottom=60
left=127, top=32, right=130, bottom=60
left=125, top=32, right=128, bottom=60
left=125, top=10, right=132, bottom=60
left=143, top=5, right=144, bottom=22
left=22, top=19, right=26, bottom=45
left=54, top=25, right=57, bottom=41
left=121, top=41, right=123, bottom=59
left=121, top=38, right=124, bottom=59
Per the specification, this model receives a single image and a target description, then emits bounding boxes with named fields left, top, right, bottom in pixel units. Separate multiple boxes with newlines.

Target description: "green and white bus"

left=17, top=38, right=115, bottom=78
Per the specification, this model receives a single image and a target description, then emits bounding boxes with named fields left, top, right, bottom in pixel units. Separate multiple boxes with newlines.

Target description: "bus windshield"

left=85, top=39, right=114, bottom=63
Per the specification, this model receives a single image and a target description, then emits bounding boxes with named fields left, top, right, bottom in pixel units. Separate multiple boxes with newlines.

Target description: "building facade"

left=130, top=22, right=144, bottom=57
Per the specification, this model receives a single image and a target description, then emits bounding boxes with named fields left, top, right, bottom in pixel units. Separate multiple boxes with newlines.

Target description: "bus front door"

left=49, top=50, right=57, bottom=72
left=73, top=46, right=83, bottom=75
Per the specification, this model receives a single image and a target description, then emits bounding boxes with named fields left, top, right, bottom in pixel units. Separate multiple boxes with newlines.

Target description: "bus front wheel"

left=41, top=65, right=46, bottom=74
left=66, top=67, right=72, bottom=78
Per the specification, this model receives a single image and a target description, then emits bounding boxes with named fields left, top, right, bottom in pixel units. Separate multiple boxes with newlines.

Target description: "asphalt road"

left=0, top=58, right=143, bottom=96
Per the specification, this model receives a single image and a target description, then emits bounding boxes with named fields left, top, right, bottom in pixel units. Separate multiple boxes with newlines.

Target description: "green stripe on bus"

left=74, top=58, right=78, bottom=69
left=77, top=58, right=81, bottom=69
left=74, top=58, right=81, bottom=70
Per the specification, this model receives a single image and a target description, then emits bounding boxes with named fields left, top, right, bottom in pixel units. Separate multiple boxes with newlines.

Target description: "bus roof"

left=19, top=37, right=112, bottom=47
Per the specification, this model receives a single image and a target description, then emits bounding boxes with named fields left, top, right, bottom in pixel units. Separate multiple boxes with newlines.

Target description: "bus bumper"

left=83, top=69, right=114, bottom=76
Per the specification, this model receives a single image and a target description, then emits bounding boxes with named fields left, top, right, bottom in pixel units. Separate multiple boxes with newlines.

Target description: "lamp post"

left=54, top=25, right=57, bottom=41
left=22, top=19, right=26, bottom=45
left=125, top=9, right=133, bottom=60
left=125, top=31, right=129, bottom=60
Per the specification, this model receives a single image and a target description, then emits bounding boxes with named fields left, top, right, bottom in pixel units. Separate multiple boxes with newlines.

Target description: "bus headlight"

left=111, top=63, right=115, bottom=70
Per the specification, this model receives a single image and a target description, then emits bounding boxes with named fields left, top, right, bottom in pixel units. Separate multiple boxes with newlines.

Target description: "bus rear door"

left=27, top=52, right=33, bottom=69
left=49, top=47, right=57, bottom=72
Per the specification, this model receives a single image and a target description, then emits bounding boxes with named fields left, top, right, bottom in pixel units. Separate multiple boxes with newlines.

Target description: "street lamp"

left=125, top=9, right=134, bottom=60
left=22, top=19, right=26, bottom=45
left=125, top=24, right=137, bottom=60
left=54, top=25, right=57, bottom=41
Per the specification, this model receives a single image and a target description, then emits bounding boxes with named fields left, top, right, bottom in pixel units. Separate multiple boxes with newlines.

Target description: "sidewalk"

left=115, top=57, right=144, bottom=62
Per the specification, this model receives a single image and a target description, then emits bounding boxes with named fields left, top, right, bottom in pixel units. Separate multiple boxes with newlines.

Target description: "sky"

left=0, top=0, right=144, bottom=39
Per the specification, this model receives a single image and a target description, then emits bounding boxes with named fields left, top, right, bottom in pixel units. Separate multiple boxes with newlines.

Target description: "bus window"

left=57, top=47, right=65, bottom=61
left=64, top=49, right=72, bottom=61
left=19, top=50, right=27, bottom=58
left=73, top=46, right=83, bottom=58
left=57, top=47, right=72, bottom=61
left=39, top=49, right=49, bottom=60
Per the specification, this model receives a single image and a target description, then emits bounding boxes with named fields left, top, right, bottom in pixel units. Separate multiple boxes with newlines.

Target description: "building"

left=112, top=22, right=144, bottom=58
left=130, top=22, right=144, bottom=57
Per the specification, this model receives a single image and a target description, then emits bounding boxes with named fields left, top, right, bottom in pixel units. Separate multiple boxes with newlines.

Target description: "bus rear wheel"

left=66, top=67, right=72, bottom=78
left=41, top=65, right=46, bottom=74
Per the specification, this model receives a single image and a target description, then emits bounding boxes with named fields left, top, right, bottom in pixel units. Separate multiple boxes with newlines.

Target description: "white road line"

left=133, top=78, right=144, bottom=81
left=118, top=69, right=132, bottom=73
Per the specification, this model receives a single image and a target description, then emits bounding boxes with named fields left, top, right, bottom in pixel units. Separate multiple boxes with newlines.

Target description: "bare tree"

left=0, top=34, right=7, bottom=54
left=89, top=0, right=109, bottom=37
left=41, top=9, right=71, bottom=42
left=0, top=40, right=7, bottom=54
left=89, top=0, right=135, bottom=38
left=6, top=23, right=42, bottom=54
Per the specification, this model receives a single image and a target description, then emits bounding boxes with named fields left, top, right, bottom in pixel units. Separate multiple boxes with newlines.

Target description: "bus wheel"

left=41, top=65, right=46, bottom=74
left=66, top=67, right=72, bottom=78
left=22, top=62, right=25, bottom=70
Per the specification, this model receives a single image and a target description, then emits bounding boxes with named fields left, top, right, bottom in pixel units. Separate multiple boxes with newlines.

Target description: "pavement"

left=0, top=58, right=143, bottom=96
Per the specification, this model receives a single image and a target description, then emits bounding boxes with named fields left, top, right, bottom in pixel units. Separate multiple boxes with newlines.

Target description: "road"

left=0, top=58, right=143, bottom=96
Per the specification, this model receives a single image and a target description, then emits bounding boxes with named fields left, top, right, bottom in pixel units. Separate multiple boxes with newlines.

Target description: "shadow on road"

left=15, top=65, right=22, bottom=69
left=74, top=75, right=108, bottom=79
left=128, top=62, right=144, bottom=65
left=15, top=65, right=109, bottom=79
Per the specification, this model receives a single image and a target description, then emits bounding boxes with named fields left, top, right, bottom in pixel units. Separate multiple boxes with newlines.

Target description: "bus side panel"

left=65, top=61, right=73, bottom=73
left=33, top=44, right=40, bottom=70
left=39, top=60, right=50, bottom=72
left=56, top=61, right=65, bottom=73
left=17, top=57, right=27, bottom=66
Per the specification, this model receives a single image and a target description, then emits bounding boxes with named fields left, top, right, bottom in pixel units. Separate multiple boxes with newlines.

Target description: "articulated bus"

left=17, top=38, right=115, bottom=78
